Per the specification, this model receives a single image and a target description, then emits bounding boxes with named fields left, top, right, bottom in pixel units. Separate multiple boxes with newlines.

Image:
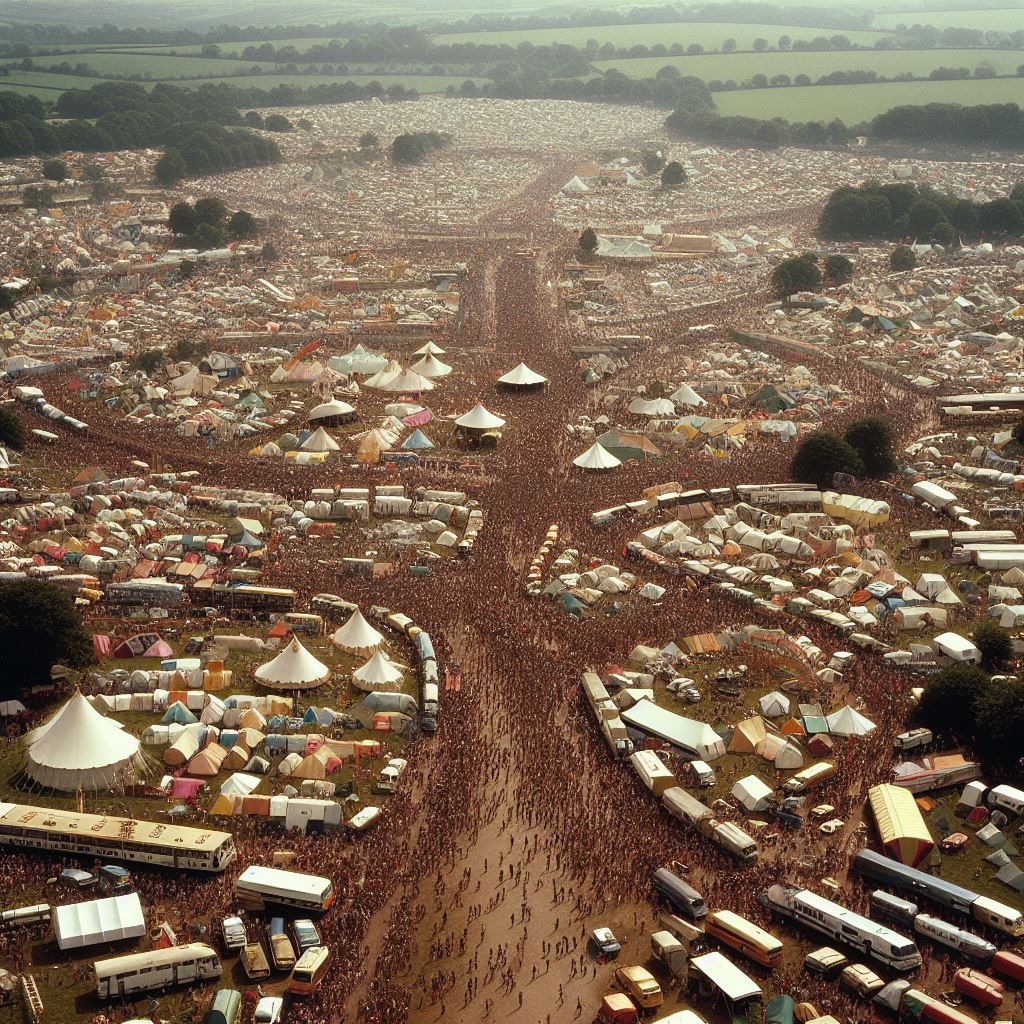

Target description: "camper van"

left=651, top=868, right=707, bottom=921
left=202, top=988, right=241, bottom=1024
left=289, top=946, right=331, bottom=996
left=614, top=965, right=663, bottom=1011
left=987, top=784, right=1024, bottom=817
left=374, top=758, right=408, bottom=795
left=689, top=761, right=716, bottom=788
left=914, top=915, right=997, bottom=963
left=783, top=762, right=836, bottom=794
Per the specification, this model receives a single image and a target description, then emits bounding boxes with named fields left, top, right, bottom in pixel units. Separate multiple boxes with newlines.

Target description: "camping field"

left=595, top=46, right=1024, bottom=82
left=713, top=75, right=1024, bottom=123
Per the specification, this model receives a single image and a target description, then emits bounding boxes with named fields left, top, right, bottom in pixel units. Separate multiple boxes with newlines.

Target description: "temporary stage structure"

left=24, top=691, right=148, bottom=792
left=254, top=637, right=331, bottom=691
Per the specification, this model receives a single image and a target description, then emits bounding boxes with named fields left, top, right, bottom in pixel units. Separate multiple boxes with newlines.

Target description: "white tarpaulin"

left=54, top=893, right=145, bottom=950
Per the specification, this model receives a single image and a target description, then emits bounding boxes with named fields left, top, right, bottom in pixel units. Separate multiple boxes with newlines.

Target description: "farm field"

left=432, top=21, right=891, bottom=50
left=595, top=46, right=1024, bottom=81
left=0, top=71, right=123, bottom=95
left=873, top=7, right=1024, bottom=31
left=714, top=74, right=1024, bottom=122
left=123, top=36, right=349, bottom=55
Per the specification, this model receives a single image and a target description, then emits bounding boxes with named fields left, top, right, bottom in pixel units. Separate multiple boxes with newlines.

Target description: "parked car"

left=819, top=819, right=845, bottom=835
left=291, top=919, right=321, bottom=955
left=98, top=865, right=133, bottom=893
left=254, top=996, right=284, bottom=1024
left=242, top=942, right=271, bottom=981
left=809, top=805, right=835, bottom=821
left=221, top=916, right=247, bottom=953
left=588, top=927, right=621, bottom=961
left=57, top=868, right=96, bottom=890
left=268, top=918, right=296, bottom=971
left=804, top=946, right=849, bottom=979
left=841, top=964, right=885, bottom=999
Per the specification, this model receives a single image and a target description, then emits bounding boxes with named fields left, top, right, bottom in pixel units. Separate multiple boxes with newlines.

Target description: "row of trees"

left=819, top=180, right=1024, bottom=242
left=790, top=417, right=897, bottom=487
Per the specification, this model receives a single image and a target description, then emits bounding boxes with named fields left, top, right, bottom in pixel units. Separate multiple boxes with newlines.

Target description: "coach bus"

left=853, top=850, right=1023, bottom=938
left=235, top=866, right=335, bottom=913
left=765, top=884, right=921, bottom=971
left=95, top=943, right=221, bottom=999
left=208, top=583, right=296, bottom=613
left=706, top=910, right=783, bottom=968
left=0, top=802, right=236, bottom=873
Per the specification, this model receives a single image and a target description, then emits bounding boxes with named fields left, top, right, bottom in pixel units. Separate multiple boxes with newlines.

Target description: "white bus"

left=95, top=943, right=221, bottom=999
left=765, top=884, right=921, bottom=971
left=0, top=803, right=236, bottom=873
left=235, top=866, right=335, bottom=913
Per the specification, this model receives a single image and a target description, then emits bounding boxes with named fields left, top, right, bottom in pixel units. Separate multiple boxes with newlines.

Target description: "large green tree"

left=975, top=677, right=1024, bottom=771
left=0, top=580, right=93, bottom=697
left=154, top=147, right=187, bottom=187
left=823, top=254, right=854, bottom=285
left=660, top=161, right=687, bottom=187
left=971, top=620, right=1013, bottom=673
left=579, top=227, right=598, bottom=256
left=844, top=417, right=896, bottom=478
left=771, top=254, right=821, bottom=298
left=791, top=430, right=863, bottom=488
left=915, top=665, right=991, bottom=746
left=0, top=407, right=26, bottom=451
left=168, top=201, right=196, bottom=236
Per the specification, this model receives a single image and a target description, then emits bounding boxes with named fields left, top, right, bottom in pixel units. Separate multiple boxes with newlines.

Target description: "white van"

left=988, top=784, right=1024, bottom=817
left=689, top=761, right=716, bottom=788
left=783, top=762, right=836, bottom=794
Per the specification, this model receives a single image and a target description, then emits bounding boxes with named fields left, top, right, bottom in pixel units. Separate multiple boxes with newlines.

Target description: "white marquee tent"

left=254, top=637, right=331, bottom=690
left=55, top=893, right=146, bottom=951
left=331, top=608, right=384, bottom=655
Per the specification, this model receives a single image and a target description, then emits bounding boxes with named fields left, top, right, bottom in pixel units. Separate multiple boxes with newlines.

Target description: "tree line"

left=667, top=98, right=1024, bottom=153
left=819, top=180, right=1024, bottom=242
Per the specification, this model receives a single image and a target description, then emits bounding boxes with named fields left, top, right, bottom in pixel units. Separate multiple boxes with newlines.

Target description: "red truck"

left=954, top=968, right=1004, bottom=1009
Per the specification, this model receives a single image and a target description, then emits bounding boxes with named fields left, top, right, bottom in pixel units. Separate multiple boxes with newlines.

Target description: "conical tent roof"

left=352, top=651, right=404, bottom=691
left=381, top=368, right=434, bottom=393
left=401, top=428, right=435, bottom=450
left=308, top=399, right=355, bottom=422
left=415, top=340, right=446, bottom=356
left=301, top=427, right=341, bottom=452
left=498, top=362, right=547, bottom=387
left=670, top=383, right=706, bottom=407
left=363, top=360, right=401, bottom=389
left=573, top=442, right=621, bottom=470
left=455, top=403, right=505, bottom=430
left=410, top=354, right=452, bottom=379
left=331, top=608, right=384, bottom=655
left=25, top=691, right=145, bottom=792
left=826, top=704, right=876, bottom=736
left=254, top=637, right=331, bottom=690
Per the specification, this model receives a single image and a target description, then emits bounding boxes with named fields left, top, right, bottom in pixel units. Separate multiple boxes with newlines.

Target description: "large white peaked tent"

left=254, top=637, right=331, bottom=690
left=573, top=442, right=622, bottom=471
left=54, top=893, right=146, bottom=950
left=498, top=363, right=547, bottom=388
left=331, top=607, right=384, bottom=655
left=351, top=651, right=405, bottom=692
left=414, top=340, right=446, bottom=356
left=670, top=383, right=706, bottom=407
left=301, top=427, right=341, bottom=452
left=24, top=691, right=147, bottom=791
left=455, top=404, right=506, bottom=430
left=825, top=704, right=876, bottom=737
left=409, top=354, right=452, bottom=379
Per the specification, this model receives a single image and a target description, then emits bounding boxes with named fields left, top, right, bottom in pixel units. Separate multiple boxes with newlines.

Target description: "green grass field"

left=595, top=46, right=1024, bottom=81
left=714, top=74, right=1024, bottom=123
left=0, top=71, right=123, bottom=95
left=134, top=36, right=349, bottom=55
left=874, top=7, right=1024, bottom=32
left=432, top=21, right=891, bottom=50
left=171, top=72, right=480, bottom=92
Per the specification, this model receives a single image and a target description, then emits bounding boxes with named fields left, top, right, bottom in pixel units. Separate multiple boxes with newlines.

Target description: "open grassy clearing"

left=596, top=46, right=1024, bottom=81
left=2, top=51, right=282, bottom=77
left=874, top=7, right=1024, bottom=32
left=714, top=74, right=1024, bottom=122
left=0, top=71, right=124, bottom=94
left=433, top=21, right=891, bottom=50
left=121, top=36, right=349, bottom=55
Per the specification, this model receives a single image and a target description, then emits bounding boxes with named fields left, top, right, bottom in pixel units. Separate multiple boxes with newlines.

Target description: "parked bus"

left=0, top=904, right=51, bottom=929
left=764, top=884, right=921, bottom=971
left=95, top=943, right=221, bottom=999
left=0, top=802, right=236, bottom=872
left=706, top=910, right=783, bottom=968
left=853, top=850, right=1024, bottom=938
left=289, top=946, right=331, bottom=996
left=235, top=866, right=335, bottom=913
left=870, top=890, right=918, bottom=929
left=209, top=584, right=296, bottom=613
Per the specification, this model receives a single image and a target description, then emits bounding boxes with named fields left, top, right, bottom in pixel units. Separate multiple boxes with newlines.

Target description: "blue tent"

left=161, top=701, right=197, bottom=725
left=401, top=428, right=435, bottom=450
left=302, top=707, right=320, bottom=726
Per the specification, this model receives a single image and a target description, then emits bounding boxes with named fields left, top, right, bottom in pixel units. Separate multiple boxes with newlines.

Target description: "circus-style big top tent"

left=254, top=637, right=332, bottom=690
left=24, top=691, right=148, bottom=791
